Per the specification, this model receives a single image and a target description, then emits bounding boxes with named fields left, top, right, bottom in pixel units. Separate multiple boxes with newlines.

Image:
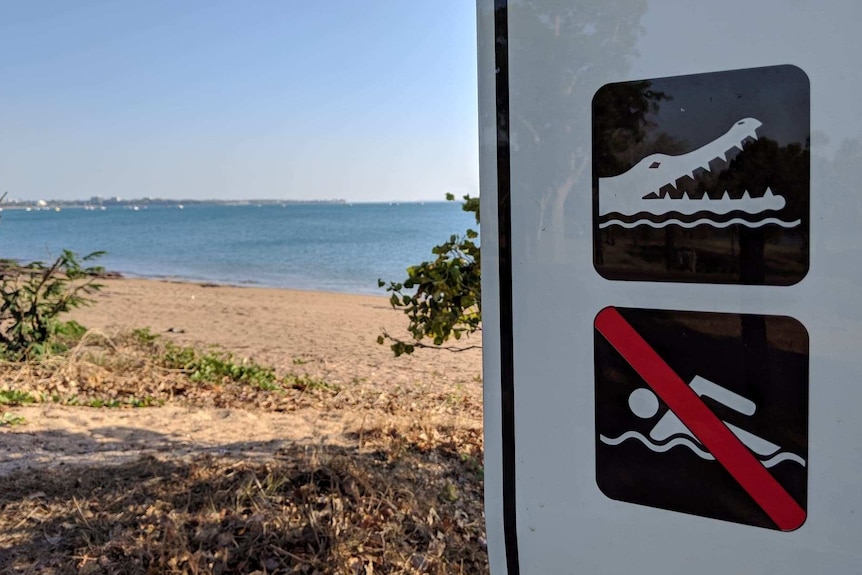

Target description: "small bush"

left=0, top=250, right=104, bottom=360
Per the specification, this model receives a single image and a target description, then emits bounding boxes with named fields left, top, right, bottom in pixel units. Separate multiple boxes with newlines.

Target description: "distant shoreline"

left=0, top=198, right=349, bottom=210
left=0, top=199, right=448, bottom=210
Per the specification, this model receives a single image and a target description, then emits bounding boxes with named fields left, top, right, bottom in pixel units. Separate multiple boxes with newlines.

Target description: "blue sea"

left=0, top=202, right=477, bottom=295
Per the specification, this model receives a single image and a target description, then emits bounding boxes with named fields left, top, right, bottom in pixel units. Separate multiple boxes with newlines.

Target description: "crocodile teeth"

left=700, top=161, right=712, bottom=172
left=643, top=189, right=785, bottom=204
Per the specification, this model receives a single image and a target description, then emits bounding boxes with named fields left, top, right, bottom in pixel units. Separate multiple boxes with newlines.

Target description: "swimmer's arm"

left=690, top=376, right=756, bottom=415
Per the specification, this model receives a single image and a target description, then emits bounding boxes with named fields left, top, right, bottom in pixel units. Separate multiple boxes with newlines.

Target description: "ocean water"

left=0, top=202, right=478, bottom=295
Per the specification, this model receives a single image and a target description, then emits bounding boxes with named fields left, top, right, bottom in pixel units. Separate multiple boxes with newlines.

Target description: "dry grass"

left=0, top=331, right=488, bottom=574
left=0, top=329, right=482, bottom=418
left=0, top=424, right=486, bottom=574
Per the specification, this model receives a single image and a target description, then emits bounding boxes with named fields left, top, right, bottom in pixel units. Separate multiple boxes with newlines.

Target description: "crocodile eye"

left=737, top=120, right=745, bottom=125
left=649, top=162, right=661, bottom=169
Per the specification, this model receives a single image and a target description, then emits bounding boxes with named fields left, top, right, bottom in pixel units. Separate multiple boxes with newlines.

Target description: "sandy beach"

left=73, top=278, right=483, bottom=393
left=1, top=278, right=483, bottom=475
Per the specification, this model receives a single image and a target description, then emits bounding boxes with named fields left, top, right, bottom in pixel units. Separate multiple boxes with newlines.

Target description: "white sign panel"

left=479, top=1, right=862, bottom=574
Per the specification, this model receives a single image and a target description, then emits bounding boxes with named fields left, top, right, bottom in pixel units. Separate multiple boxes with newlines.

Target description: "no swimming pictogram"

left=594, top=307, right=809, bottom=531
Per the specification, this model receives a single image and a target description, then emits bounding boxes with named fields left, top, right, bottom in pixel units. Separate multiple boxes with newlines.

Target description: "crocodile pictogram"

left=598, top=118, right=800, bottom=229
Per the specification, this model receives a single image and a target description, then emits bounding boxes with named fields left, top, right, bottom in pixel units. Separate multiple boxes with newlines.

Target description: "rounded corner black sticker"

left=592, top=65, right=810, bottom=286
left=594, top=307, right=809, bottom=531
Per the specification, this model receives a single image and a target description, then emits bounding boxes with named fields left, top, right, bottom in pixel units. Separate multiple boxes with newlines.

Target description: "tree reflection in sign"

left=501, top=0, right=650, bottom=262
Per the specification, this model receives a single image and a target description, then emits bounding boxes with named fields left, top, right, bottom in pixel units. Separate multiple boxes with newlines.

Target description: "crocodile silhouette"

left=598, top=118, right=800, bottom=229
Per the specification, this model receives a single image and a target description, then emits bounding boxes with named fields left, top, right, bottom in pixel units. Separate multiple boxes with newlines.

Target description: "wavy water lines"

left=600, top=431, right=805, bottom=468
left=601, top=431, right=714, bottom=459
left=599, top=216, right=801, bottom=230
left=760, top=452, right=806, bottom=468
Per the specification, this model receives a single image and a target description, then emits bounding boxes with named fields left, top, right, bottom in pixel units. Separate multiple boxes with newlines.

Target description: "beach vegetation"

left=0, top=327, right=347, bottom=410
left=285, top=373, right=340, bottom=393
left=157, top=338, right=282, bottom=390
left=0, top=389, right=37, bottom=405
left=130, top=326, right=159, bottom=345
left=378, top=193, right=481, bottom=356
left=0, top=412, right=27, bottom=426
left=179, top=349, right=281, bottom=390
left=134, top=327, right=276, bottom=387
left=133, top=327, right=340, bottom=394
left=0, top=249, right=105, bottom=360
left=82, top=396, right=162, bottom=409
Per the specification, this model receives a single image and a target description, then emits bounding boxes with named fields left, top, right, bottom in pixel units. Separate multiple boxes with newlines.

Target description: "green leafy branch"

left=378, top=194, right=481, bottom=356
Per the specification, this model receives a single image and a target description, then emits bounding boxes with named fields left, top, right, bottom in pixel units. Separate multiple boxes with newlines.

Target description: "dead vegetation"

left=0, top=330, right=487, bottom=574
left=0, top=328, right=482, bottom=418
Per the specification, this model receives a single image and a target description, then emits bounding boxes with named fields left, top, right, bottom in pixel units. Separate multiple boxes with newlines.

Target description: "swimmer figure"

left=624, top=376, right=804, bottom=466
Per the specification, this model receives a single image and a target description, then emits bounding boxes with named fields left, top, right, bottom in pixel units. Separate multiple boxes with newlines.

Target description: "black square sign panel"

left=594, top=307, right=808, bottom=531
left=592, top=65, right=810, bottom=285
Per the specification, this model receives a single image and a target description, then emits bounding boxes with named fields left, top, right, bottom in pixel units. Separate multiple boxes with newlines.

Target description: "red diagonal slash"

left=595, top=307, right=806, bottom=531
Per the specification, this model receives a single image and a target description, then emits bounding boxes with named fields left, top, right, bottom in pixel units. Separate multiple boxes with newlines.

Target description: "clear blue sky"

left=0, top=1, right=478, bottom=202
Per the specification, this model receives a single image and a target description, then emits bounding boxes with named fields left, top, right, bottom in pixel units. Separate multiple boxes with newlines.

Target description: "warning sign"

left=594, top=307, right=809, bottom=531
left=592, top=65, right=810, bottom=285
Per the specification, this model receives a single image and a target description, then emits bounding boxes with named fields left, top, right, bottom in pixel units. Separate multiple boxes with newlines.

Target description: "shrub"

left=378, top=194, right=481, bottom=356
left=0, top=250, right=105, bottom=360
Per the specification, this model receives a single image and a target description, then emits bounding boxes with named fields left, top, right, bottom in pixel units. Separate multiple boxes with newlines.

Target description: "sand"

left=0, top=279, right=483, bottom=475
left=72, top=279, right=482, bottom=392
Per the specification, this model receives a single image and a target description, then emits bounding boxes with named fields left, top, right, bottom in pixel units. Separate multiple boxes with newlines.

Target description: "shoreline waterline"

left=110, top=268, right=393, bottom=297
